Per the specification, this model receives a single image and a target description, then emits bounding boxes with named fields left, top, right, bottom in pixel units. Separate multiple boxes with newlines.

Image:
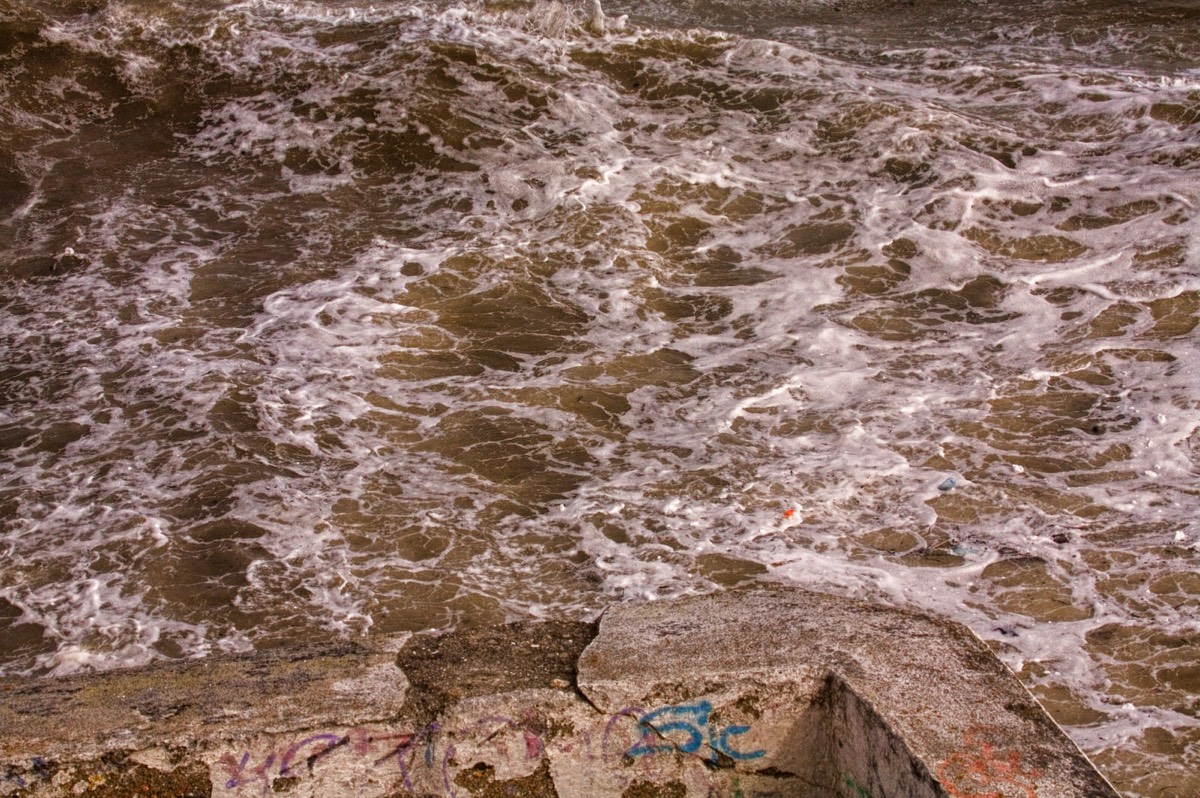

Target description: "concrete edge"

left=0, top=586, right=1120, bottom=798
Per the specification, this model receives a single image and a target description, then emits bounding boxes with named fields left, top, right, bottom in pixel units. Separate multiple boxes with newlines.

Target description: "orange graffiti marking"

left=936, top=728, right=1042, bottom=798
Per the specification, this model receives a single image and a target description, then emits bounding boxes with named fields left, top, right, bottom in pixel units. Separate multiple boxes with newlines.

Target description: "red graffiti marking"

left=524, top=730, right=545, bottom=759
left=936, top=728, right=1041, bottom=798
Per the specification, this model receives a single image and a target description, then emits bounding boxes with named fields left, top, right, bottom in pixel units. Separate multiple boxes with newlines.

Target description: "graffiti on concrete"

left=843, top=773, right=875, bottom=798
left=219, top=726, right=422, bottom=793
left=936, top=727, right=1041, bottom=798
left=3, top=757, right=51, bottom=789
left=2, top=701, right=768, bottom=797
left=627, top=701, right=766, bottom=762
left=218, top=700, right=768, bottom=797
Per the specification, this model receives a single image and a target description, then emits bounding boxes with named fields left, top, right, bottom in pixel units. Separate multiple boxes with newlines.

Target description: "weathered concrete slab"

left=0, top=642, right=406, bottom=797
left=577, top=585, right=1120, bottom=798
left=0, top=587, right=1120, bottom=798
left=0, top=642, right=406, bottom=760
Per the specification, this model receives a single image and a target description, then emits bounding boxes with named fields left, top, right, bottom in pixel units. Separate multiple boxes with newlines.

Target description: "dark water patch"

left=0, top=26, right=126, bottom=129
left=379, top=348, right=490, bottom=380
left=688, top=255, right=774, bottom=288
left=955, top=135, right=1039, bottom=171
left=693, top=553, right=768, bottom=586
left=5, top=252, right=87, bottom=280
left=846, top=276, right=1017, bottom=340
left=0, top=424, right=37, bottom=452
left=1150, top=99, right=1200, bottom=129
left=963, top=227, right=1087, bottom=263
left=836, top=258, right=911, bottom=297
left=564, top=348, right=700, bottom=390
left=29, top=421, right=90, bottom=455
left=1057, top=198, right=1162, bottom=231
left=763, top=221, right=856, bottom=259
left=1145, top=292, right=1200, bottom=340
left=413, top=409, right=594, bottom=510
left=0, top=597, right=53, bottom=673
left=976, top=385, right=1136, bottom=447
left=876, top=156, right=937, bottom=189
left=0, top=11, right=39, bottom=58
left=815, top=100, right=901, bottom=147
left=144, top=519, right=272, bottom=621
left=0, top=151, right=29, bottom=220
left=430, top=280, right=593, bottom=358
left=351, top=109, right=482, bottom=179
left=646, top=289, right=734, bottom=327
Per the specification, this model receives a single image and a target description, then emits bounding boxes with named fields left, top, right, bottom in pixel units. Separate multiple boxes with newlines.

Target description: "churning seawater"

left=1, top=0, right=1198, bottom=792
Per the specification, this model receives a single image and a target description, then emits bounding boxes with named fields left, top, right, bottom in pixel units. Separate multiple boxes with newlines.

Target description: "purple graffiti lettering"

left=220, top=728, right=437, bottom=794
left=441, top=742, right=457, bottom=798
left=220, top=752, right=251, bottom=790
left=467, top=715, right=517, bottom=739
left=220, top=750, right=275, bottom=794
left=352, top=729, right=415, bottom=761
left=214, top=702, right=767, bottom=795
left=602, top=706, right=644, bottom=763
left=381, top=721, right=440, bottom=791
left=6, top=758, right=53, bottom=787
left=279, top=733, right=343, bottom=776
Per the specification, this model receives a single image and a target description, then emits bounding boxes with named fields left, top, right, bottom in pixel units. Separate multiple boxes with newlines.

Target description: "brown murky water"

left=1, top=0, right=1198, bottom=794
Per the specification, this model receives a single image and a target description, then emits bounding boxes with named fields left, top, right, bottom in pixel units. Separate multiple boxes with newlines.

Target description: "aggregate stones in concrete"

left=0, top=586, right=1120, bottom=798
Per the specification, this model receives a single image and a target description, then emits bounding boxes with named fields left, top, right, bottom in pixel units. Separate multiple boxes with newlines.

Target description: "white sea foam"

left=1, top=0, right=1199, bottom=790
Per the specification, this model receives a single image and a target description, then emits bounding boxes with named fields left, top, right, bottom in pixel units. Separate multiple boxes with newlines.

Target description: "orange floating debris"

left=783, top=508, right=796, bottom=519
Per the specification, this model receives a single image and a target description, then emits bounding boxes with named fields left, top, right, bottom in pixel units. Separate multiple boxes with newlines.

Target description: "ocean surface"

left=1, top=0, right=1198, bottom=793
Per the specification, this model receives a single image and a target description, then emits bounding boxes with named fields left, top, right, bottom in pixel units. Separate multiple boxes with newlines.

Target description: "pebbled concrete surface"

left=0, top=586, right=1120, bottom=798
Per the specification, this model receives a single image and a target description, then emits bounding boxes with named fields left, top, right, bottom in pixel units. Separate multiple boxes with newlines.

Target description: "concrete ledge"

left=0, top=586, right=1120, bottom=798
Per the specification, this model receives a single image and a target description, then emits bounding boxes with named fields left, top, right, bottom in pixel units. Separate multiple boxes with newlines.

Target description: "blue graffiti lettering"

left=714, top=723, right=766, bottom=761
left=628, top=703, right=709, bottom=756
left=627, top=701, right=766, bottom=762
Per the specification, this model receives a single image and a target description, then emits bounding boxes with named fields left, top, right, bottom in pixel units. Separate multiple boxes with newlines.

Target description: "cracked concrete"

left=0, top=586, right=1119, bottom=798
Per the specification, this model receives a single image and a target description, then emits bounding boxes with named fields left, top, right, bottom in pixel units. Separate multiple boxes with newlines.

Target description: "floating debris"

left=937, top=478, right=957, bottom=492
